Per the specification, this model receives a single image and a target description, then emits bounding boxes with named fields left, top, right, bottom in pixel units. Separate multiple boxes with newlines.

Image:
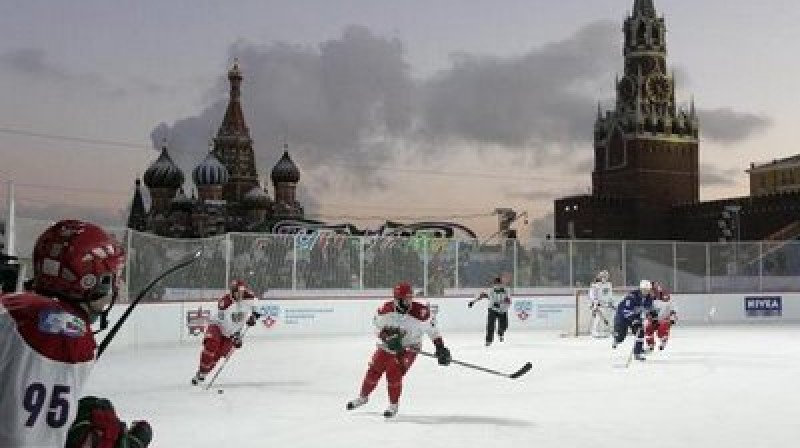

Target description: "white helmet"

left=639, top=279, right=652, bottom=291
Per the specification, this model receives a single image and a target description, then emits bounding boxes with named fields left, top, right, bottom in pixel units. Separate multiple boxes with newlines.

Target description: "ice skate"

left=499, top=335, right=504, bottom=342
left=345, top=396, right=368, bottom=411
left=645, top=344, right=655, bottom=353
left=191, top=371, right=205, bottom=386
left=634, top=353, right=646, bottom=361
left=485, top=341, right=492, bottom=347
left=383, top=403, right=399, bottom=418
left=659, top=340, right=667, bottom=351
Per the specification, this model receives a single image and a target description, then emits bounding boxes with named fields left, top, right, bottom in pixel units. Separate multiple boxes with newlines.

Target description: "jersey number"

left=23, top=383, right=70, bottom=428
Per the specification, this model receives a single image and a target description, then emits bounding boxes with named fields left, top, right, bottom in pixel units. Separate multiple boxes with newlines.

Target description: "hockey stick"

left=416, top=349, right=532, bottom=379
left=205, top=325, right=251, bottom=390
left=96, top=248, right=203, bottom=358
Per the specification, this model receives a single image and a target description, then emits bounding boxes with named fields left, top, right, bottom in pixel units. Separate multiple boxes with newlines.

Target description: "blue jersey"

left=616, top=290, right=648, bottom=321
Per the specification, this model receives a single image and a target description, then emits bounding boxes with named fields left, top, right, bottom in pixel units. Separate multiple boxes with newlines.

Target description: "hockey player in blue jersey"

left=612, top=279, right=654, bottom=361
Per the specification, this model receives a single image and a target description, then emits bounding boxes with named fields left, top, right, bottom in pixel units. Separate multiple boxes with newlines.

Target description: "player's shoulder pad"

left=2, top=292, right=95, bottom=363
left=376, top=300, right=395, bottom=315
left=409, top=302, right=432, bottom=321
left=218, top=295, right=234, bottom=310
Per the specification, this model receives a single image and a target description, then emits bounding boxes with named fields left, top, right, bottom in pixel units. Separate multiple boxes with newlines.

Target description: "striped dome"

left=243, top=186, right=271, bottom=208
left=143, top=144, right=184, bottom=189
left=192, top=152, right=229, bottom=186
left=271, top=149, right=300, bottom=184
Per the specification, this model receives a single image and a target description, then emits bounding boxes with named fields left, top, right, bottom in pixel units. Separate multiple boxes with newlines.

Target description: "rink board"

left=100, top=292, right=800, bottom=353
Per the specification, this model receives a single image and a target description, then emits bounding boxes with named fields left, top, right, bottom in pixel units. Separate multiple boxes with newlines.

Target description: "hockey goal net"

left=561, top=286, right=634, bottom=337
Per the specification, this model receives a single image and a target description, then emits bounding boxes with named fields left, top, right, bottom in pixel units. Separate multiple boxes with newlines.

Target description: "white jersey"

left=486, top=287, right=511, bottom=313
left=209, top=294, right=259, bottom=337
left=589, top=281, right=614, bottom=309
left=373, top=300, right=441, bottom=350
left=0, top=293, right=94, bottom=448
left=652, top=299, right=675, bottom=321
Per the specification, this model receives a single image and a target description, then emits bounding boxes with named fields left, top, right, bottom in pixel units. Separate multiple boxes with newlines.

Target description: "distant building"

left=747, top=156, right=800, bottom=196
left=128, top=61, right=303, bottom=238
left=554, top=0, right=800, bottom=242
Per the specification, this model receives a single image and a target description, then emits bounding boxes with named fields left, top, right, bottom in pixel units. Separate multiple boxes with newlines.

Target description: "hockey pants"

left=486, top=310, right=508, bottom=343
left=645, top=319, right=671, bottom=347
left=359, top=348, right=418, bottom=405
left=198, top=324, right=234, bottom=375
left=613, top=317, right=645, bottom=355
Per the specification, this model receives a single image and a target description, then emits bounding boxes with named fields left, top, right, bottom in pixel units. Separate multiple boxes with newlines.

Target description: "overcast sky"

left=1, top=0, right=795, bottom=238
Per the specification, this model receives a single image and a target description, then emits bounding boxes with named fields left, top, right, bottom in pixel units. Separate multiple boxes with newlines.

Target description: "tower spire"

left=633, top=0, right=657, bottom=18
left=218, top=58, right=249, bottom=137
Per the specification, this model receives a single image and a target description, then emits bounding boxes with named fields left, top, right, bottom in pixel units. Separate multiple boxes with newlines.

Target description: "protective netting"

left=8, top=218, right=800, bottom=299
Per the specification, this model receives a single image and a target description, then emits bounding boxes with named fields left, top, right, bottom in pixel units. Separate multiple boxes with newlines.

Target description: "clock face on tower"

left=646, top=74, right=671, bottom=103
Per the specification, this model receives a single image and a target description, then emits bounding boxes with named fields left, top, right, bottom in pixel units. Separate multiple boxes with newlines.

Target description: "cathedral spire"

left=127, top=179, right=147, bottom=231
left=218, top=58, right=249, bottom=137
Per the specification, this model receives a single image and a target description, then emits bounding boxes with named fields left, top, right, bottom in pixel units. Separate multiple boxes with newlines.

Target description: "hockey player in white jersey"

left=589, top=270, right=615, bottom=338
left=0, top=219, right=151, bottom=448
left=346, top=281, right=451, bottom=418
left=191, top=279, right=261, bottom=385
left=645, top=281, right=677, bottom=351
left=468, top=276, right=512, bottom=346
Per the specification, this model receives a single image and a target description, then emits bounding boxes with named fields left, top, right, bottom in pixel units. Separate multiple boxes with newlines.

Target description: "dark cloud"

left=152, top=21, right=769, bottom=200
left=699, top=164, right=741, bottom=187
left=0, top=48, right=166, bottom=98
left=698, top=107, right=771, bottom=144
left=421, top=21, right=618, bottom=148
left=154, top=26, right=414, bottom=189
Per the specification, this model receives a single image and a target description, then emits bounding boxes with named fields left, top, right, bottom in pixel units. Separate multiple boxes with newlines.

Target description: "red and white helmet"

left=392, top=281, right=413, bottom=314
left=392, top=281, right=413, bottom=300
left=32, top=220, right=125, bottom=304
left=652, top=281, right=670, bottom=301
left=229, top=279, right=253, bottom=299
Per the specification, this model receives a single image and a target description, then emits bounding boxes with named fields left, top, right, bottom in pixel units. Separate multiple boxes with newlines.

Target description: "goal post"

left=561, top=286, right=633, bottom=337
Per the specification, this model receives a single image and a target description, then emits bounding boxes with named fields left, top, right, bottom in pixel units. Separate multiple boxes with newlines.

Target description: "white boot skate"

left=191, top=371, right=205, bottom=386
left=345, top=396, right=368, bottom=410
left=383, top=403, right=399, bottom=418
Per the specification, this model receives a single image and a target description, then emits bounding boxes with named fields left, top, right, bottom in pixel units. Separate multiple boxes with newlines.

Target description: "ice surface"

left=87, top=326, right=800, bottom=448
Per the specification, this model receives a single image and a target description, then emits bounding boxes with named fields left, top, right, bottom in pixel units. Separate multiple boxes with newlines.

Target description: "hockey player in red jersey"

left=644, top=281, right=677, bottom=351
left=191, top=279, right=261, bottom=385
left=0, top=219, right=151, bottom=448
left=345, top=281, right=452, bottom=418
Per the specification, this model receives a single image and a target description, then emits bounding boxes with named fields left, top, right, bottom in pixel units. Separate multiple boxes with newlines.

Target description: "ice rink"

left=87, top=325, right=800, bottom=448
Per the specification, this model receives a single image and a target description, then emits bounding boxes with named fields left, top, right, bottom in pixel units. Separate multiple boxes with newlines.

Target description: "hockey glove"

left=127, top=421, right=153, bottom=448
left=385, top=334, right=404, bottom=353
left=434, top=341, right=451, bottom=366
left=246, top=312, right=259, bottom=327
left=231, top=332, right=243, bottom=349
left=66, top=396, right=123, bottom=448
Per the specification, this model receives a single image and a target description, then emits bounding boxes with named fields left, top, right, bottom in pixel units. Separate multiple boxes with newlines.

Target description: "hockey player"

left=645, top=281, right=677, bottom=352
left=589, top=270, right=615, bottom=338
left=0, top=219, right=152, bottom=448
left=612, top=279, right=654, bottom=361
left=191, top=279, right=261, bottom=385
left=346, top=281, right=452, bottom=418
left=468, top=276, right=511, bottom=346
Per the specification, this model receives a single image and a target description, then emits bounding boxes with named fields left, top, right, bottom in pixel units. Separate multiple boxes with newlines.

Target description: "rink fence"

left=8, top=221, right=800, bottom=299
